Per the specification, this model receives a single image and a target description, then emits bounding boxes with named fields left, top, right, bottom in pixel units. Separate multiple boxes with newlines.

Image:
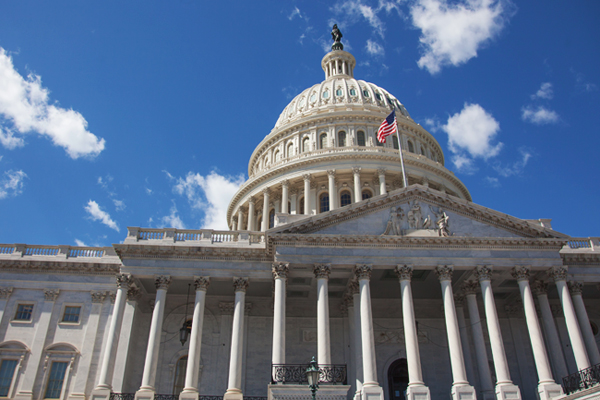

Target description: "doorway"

left=387, top=358, right=409, bottom=400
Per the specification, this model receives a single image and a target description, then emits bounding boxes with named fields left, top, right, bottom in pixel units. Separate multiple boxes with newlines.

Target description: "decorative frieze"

left=461, top=280, right=479, bottom=295
left=116, top=273, right=133, bottom=289
left=219, top=302, right=235, bottom=315
left=532, top=280, right=548, bottom=296
left=395, top=265, right=413, bottom=281
left=568, top=281, right=584, bottom=295
left=435, top=265, right=453, bottom=281
left=44, top=289, right=60, bottom=301
left=313, top=263, right=331, bottom=279
left=272, top=262, right=289, bottom=279
left=548, top=266, right=568, bottom=282
left=154, top=275, right=171, bottom=290
left=511, top=266, right=530, bottom=282
left=354, top=264, right=372, bottom=280
left=194, top=276, right=210, bottom=291
left=0, top=287, right=13, bottom=299
left=233, top=277, right=249, bottom=292
left=475, top=265, right=493, bottom=281
left=91, top=291, right=106, bottom=303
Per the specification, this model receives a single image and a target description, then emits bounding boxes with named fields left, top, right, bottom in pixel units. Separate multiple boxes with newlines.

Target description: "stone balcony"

left=124, top=227, right=266, bottom=248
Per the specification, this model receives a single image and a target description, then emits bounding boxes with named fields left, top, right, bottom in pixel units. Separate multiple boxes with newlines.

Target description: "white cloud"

left=521, top=105, right=559, bottom=125
left=410, top=0, right=513, bottom=74
left=288, top=7, right=303, bottom=20
left=0, top=169, right=27, bottom=199
left=145, top=187, right=153, bottom=195
left=84, top=200, right=119, bottom=232
left=493, top=148, right=531, bottom=177
left=74, top=239, right=88, bottom=247
left=159, top=205, right=186, bottom=229
left=531, top=82, right=553, bottom=100
left=113, top=199, right=126, bottom=211
left=441, top=103, right=502, bottom=171
left=0, top=128, right=25, bottom=149
left=330, top=0, right=401, bottom=39
left=485, top=176, right=500, bottom=187
left=167, top=170, right=245, bottom=230
left=366, top=40, right=385, bottom=56
left=0, top=48, right=105, bottom=158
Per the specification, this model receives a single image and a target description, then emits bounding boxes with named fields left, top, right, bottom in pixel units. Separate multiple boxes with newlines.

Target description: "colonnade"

left=90, top=265, right=600, bottom=400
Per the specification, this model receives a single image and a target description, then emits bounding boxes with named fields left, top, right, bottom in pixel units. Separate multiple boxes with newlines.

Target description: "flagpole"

left=392, top=112, right=408, bottom=188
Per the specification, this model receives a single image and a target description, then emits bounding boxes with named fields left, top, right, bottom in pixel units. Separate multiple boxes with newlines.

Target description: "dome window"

left=338, top=131, right=347, bottom=147
left=362, top=90, right=369, bottom=97
left=362, top=189, right=372, bottom=200
left=408, top=141, right=415, bottom=153
left=323, top=90, right=329, bottom=99
left=340, top=191, right=352, bottom=207
left=420, top=147, right=426, bottom=156
left=310, top=93, right=317, bottom=103
left=375, top=93, right=382, bottom=100
left=357, top=131, right=366, bottom=146
left=302, top=137, right=310, bottom=153
left=320, top=133, right=328, bottom=149
left=393, top=135, right=399, bottom=150
left=269, top=209, right=275, bottom=229
left=336, top=89, right=343, bottom=97
left=320, top=193, right=330, bottom=213
left=350, top=88, right=357, bottom=96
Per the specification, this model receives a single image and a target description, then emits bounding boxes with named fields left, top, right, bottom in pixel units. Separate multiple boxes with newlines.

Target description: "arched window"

left=269, top=209, right=275, bottom=229
left=340, top=191, right=352, bottom=207
left=299, top=197, right=305, bottom=214
left=362, top=190, right=372, bottom=200
left=387, top=359, right=409, bottom=400
left=420, top=147, right=426, bottom=156
left=338, top=131, right=346, bottom=147
left=173, top=356, right=187, bottom=394
left=320, top=193, right=330, bottom=213
left=44, top=362, right=68, bottom=398
left=320, top=133, right=328, bottom=149
left=287, top=143, right=294, bottom=157
left=392, top=135, right=399, bottom=150
left=302, top=137, right=310, bottom=153
left=408, top=141, right=415, bottom=153
left=357, top=131, right=366, bottom=146
left=274, top=150, right=280, bottom=162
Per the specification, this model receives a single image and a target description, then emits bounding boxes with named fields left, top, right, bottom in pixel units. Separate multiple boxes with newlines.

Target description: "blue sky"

left=0, top=0, right=598, bottom=246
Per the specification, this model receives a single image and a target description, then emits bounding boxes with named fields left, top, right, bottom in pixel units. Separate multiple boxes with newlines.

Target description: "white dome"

left=274, top=78, right=411, bottom=130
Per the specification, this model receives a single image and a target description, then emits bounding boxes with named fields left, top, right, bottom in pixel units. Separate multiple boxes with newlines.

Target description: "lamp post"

left=306, top=356, right=320, bottom=400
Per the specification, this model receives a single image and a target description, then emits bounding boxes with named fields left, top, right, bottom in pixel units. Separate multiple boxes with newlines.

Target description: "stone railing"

left=110, top=394, right=263, bottom=400
left=562, top=363, right=600, bottom=395
left=127, top=227, right=265, bottom=246
left=565, top=238, right=599, bottom=251
left=0, top=244, right=114, bottom=259
left=271, top=364, right=347, bottom=385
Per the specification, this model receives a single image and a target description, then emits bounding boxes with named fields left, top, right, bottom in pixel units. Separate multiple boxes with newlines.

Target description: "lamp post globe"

left=306, top=356, right=320, bottom=400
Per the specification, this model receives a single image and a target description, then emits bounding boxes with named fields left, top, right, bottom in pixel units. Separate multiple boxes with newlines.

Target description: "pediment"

left=270, top=185, right=567, bottom=239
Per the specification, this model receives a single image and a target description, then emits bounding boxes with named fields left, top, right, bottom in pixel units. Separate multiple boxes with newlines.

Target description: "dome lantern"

left=322, top=24, right=355, bottom=79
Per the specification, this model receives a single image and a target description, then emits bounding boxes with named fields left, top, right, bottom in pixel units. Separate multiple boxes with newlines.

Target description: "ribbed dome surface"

left=274, top=78, right=411, bottom=130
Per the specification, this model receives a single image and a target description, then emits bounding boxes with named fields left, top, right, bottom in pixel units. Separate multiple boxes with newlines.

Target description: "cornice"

left=0, top=260, right=120, bottom=275
left=561, top=253, right=600, bottom=265
left=114, top=244, right=272, bottom=262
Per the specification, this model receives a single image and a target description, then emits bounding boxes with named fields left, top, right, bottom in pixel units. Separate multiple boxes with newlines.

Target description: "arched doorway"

left=387, top=358, right=409, bottom=400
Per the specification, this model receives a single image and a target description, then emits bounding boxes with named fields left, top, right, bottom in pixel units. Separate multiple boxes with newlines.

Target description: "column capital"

left=248, top=196, right=256, bottom=205
left=395, top=265, right=413, bottom=281
left=194, top=276, right=210, bottom=291
left=454, top=294, right=465, bottom=307
left=262, top=187, right=270, bottom=195
left=281, top=179, right=289, bottom=188
left=327, top=169, right=336, bottom=177
left=302, top=173, right=312, bottom=182
left=532, top=279, right=548, bottom=295
left=44, top=289, right=60, bottom=301
left=475, top=265, right=493, bottom=281
left=154, top=275, right=171, bottom=290
left=511, top=266, right=530, bottom=282
left=354, top=264, right=372, bottom=280
left=377, top=168, right=386, bottom=176
left=568, top=281, right=584, bottom=295
left=313, top=263, right=331, bottom=279
left=352, top=166, right=362, bottom=175
left=116, top=273, right=133, bottom=289
left=91, top=291, right=106, bottom=303
left=435, top=265, right=453, bottom=281
left=272, top=262, right=289, bottom=279
left=0, top=287, right=13, bottom=300
left=233, top=277, right=249, bottom=292
left=127, top=286, right=142, bottom=301
left=348, top=280, right=359, bottom=294
left=548, top=266, right=568, bottom=282
left=461, top=280, right=479, bottom=295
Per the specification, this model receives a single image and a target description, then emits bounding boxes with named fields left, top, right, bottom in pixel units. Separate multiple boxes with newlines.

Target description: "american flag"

left=377, top=110, right=397, bottom=144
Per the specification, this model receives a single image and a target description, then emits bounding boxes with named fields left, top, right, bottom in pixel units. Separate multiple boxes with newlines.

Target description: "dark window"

left=408, top=141, right=415, bottom=153
left=62, top=306, right=81, bottom=323
left=14, top=304, right=33, bottom=321
left=44, top=361, right=68, bottom=398
left=0, top=359, right=18, bottom=396
left=338, top=131, right=346, bottom=147
left=299, top=197, right=305, bottom=214
left=387, top=359, right=409, bottom=400
left=320, top=133, right=328, bottom=149
left=357, top=131, right=366, bottom=146
left=392, top=135, right=399, bottom=150
left=362, top=190, right=372, bottom=200
left=269, top=209, right=275, bottom=229
left=421, top=147, right=426, bottom=156
left=173, top=356, right=187, bottom=394
left=340, top=192, right=352, bottom=207
left=302, top=138, right=309, bottom=153
left=320, top=193, right=330, bottom=213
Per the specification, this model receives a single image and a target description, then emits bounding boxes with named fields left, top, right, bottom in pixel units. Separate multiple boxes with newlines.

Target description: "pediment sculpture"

left=382, top=201, right=451, bottom=237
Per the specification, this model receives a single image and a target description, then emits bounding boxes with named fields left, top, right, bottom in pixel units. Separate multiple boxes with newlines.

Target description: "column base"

left=451, top=384, right=477, bottom=400
left=90, top=387, right=111, bottom=400
left=361, top=385, right=384, bottom=400
left=223, top=389, right=243, bottom=400
left=179, top=390, right=199, bottom=400
left=135, top=388, right=156, bottom=400
left=495, top=384, right=521, bottom=400
left=537, top=383, right=563, bottom=400
left=406, top=385, right=431, bottom=400
left=68, top=393, right=87, bottom=400
left=14, top=392, right=33, bottom=400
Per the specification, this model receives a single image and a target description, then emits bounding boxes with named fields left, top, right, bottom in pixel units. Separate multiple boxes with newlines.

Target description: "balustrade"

left=69, top=248, right=104, bottom=258
left=271, top=364, right=347, bottom=385
left=562, top=363, right=600, bottom=395
left=24, top=246, right=59, bottom=256
left=568, top=240, right=592, bottom=249
left=0, top=246, right=14, bottom=254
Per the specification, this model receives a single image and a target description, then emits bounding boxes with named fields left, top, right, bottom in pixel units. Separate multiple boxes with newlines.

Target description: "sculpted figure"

left=407, top=201, right=422, bottom=229
left=436, top=210, right=450, bottom=237
left=331, top=24, right=343, bottom=43
left=382, top=206, right=404, bottom=235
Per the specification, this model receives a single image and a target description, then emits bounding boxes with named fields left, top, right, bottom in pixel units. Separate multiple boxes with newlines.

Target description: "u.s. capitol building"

left=0, top=28, right=599, bottom=400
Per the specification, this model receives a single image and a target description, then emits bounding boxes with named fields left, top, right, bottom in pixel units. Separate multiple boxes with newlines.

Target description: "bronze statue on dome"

left=331, top=24, right=344, bottom=50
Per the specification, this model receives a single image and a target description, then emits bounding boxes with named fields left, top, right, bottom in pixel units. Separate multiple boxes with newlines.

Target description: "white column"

left=475, top=266, right=521, bottom=400
left=569, top=281, right=600, bottom=365
left=531, top=280, right=569, bottom=381
left=14, top=289, right=60, bottom=400
left=353, top=167, right=361, bottom=203
left=396, top=266, right=431, bottom=400
left=327, top=170, right=337, bottom=210
left=455, top=295, right=476, bottom=391
left=224, top=277, right=249, bottom=400
left=377, top=168, right=386, bottom=195
left=0, top=288, right=13, bottom=326
left=303, top=174, right=311, bottom=215
left=549, top=267, right=591, bottom=371
left=181, top=277, right=210, bottom=400
left=462, top=281, right=495, bottom=400
left=93, top=274, right=132, bottom=398
left=290, top=190, right=298, bottom=215
left=314, top=263, right=332, bottom=365
left=281, top=180, right=289, bottom=214
left=262, top=188, right=270, bottom=231
left=272, top=263, right=289, bottom=365
left=136, top=275, right=171, bottom=399
left=349, top=282, right=364, bottom=399
left=512, top=267, right=563, bottom=400
left=435, top=265, right=476, bottom=400
left=247, top=197, right=255, bottom=231
left=112, top=290, right=140, bottom=392
left=355, top=265, right=384, bottom=400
